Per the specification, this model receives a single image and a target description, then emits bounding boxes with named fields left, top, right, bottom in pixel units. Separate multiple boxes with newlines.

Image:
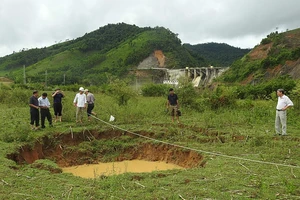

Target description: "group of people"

left=29, top=86, right=293, bottom=136
left=167, top=88, right=294, bottom=136
left=73, top=87, right=96, bottom=123
left=29, top=87, right=95, bottom=130
left=29, top=89, right=64, bottom=130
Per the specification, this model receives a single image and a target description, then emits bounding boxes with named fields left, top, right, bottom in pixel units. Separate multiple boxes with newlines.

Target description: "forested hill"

left=0, top=23, right=253, bottom=86
left=183, top=43, right=251, bottom=67
left=0, top=23, right=208, bottom=85
left=220, top=28, right=300, bottom=83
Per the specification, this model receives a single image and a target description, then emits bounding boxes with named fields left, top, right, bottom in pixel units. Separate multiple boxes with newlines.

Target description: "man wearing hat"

left=84, top=89, right=96, bottom=121
left=73, top=87, right=87, bottom=123
left=275, top=89, right=293, bottom=136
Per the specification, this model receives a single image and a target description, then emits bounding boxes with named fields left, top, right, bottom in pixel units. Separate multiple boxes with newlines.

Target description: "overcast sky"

left=1, top=0, right=300, bottom=57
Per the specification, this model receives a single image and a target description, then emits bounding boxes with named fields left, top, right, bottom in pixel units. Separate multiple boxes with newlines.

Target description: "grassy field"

left=0, top=88, right=299, bottom=199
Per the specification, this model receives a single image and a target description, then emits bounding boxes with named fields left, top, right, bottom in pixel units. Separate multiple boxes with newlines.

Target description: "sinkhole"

left=7, top=130, right=204, bottom=178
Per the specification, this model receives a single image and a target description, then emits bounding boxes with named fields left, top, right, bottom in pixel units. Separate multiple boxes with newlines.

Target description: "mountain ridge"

left=184, top=42, right=251, bottom=67
left=0, top=23, right=251, bottom=85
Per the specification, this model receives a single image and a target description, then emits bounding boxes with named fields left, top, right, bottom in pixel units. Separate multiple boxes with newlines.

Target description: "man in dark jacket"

left=167, top=88, right=180, bottom=123
left=29, top=90, right=40, bottom=130
left=52, top=88, right=64, bottom=122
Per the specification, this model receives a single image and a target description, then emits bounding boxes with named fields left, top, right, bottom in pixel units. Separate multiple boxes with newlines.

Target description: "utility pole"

left=135, top=70, right=138, bottom=91
left=45, top=70, right=47, bottom=88
left=23, top=65, right=26, bottom=84
left=63, top=73, right=66, bottom=85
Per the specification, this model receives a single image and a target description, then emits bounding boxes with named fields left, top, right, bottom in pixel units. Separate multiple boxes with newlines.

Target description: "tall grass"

left=0, top=86, right=299, bottom=199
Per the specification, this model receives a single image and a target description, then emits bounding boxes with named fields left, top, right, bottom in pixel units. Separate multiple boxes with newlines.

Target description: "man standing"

left=167, top=88, right=180, bottom=123
left=29, top=90, right=40, bottom=130
left=84, top=89, right=96, bottom=121
left=38, top=93, right=53, bottom=128
left=52, top=88, right=65, bottom=122
left=73, top=87, right=87, bottom=123
left=275, top=89, right=293, bottom=136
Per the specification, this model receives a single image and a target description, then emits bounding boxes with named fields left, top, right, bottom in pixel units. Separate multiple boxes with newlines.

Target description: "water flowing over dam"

left=135, top=67, right=228, bottom=87
left=184, top=67, right=228, bottom=87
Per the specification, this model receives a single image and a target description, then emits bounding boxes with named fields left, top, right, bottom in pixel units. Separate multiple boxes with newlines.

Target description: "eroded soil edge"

left=7, top=130, right=204, bottom=170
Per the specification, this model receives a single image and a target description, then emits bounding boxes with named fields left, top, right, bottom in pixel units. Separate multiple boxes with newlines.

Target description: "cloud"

left=1, top=0, right=300, bottom=56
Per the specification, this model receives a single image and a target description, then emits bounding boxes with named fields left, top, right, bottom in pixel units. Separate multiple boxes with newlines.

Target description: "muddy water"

left=62, top=160, right=183, bottom=178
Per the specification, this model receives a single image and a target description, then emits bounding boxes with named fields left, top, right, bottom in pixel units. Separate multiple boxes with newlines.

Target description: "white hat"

left=79, top=87, right=84, bottom=91
left=84, top=89, right=89, bottom=92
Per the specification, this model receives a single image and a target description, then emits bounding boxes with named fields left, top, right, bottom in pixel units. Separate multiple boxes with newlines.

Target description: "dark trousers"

left=53, top=103, right=62, bottom=116
left=41, top=108, right=52, bottom=127
left=87, top=103, right=94, bottom=116
left=30, top=109, right=39, bottom=126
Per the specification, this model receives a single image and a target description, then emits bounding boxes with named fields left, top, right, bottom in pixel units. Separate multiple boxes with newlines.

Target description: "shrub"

left=105, top=79, right=137, bottom=106
left=141, top=84, right=169, bottom=97
left=260, top=38, right=272, bottom=45
left=0, top=83, right=11, bottom=90
left=176, top=77, right=200, bottom=110
left=208, top=86, right=237, bottom=110
left=291, top=47, right=300, bottom=60
left=177, top=83, right=197, bottom=107
left=262, top=57, right=277, bottom=69
left=237, top=99, right=254, bottom=109
left=0, top=88, right=29, bottom=106
left=235, top=76, right=296, bottom=100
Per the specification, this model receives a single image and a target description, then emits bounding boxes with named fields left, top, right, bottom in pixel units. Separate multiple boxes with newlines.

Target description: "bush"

left=235, top=76, right=296, bottom=100
left=105, top=79, right=137, bottom=106
left=260, top=38, right=272, bottom=45
left=0, top=83, right=12, bottom=90
left=141, top=84, right=169, bottom=97
left=262, top=57, right=277, bottom=69
left=291, top=47, right=300, bottom=60
left=208, top=86, right=237, bottom=110
left=176, top=83, right=198, bottom=108
left=0, top=88, right=29, bottom=106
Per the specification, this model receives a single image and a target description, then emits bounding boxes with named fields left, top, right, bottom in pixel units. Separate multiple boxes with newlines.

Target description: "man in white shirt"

left=275, top=89, right=293, bottom=136
left=38, top=93, right=53, bottom=128
left=73, top=87, right=87, bottom=123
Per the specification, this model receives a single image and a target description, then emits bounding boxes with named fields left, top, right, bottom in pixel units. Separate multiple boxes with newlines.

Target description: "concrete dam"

left=135, top=67, right=228, bottom=87
left=135, top=50, right=228, bottom=87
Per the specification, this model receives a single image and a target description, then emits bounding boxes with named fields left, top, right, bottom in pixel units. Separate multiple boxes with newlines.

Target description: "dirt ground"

left=154, top=50, right=165, bottom=67
left=248, top=43, right=272, bottom=61
left=0, top=77, right=13, bottom=82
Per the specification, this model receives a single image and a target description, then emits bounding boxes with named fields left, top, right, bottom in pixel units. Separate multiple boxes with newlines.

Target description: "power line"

left=89, top=114, right=300, bottom=169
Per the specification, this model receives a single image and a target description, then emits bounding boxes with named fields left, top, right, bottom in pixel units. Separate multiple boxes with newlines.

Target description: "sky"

left=1, top=0, right=300, bottom=57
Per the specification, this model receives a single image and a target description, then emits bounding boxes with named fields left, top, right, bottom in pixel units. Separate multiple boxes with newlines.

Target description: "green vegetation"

left=184, top=42, right=251, bottom=67
left=0, top=23, right=252, bottom=87
left=105, top=78, right=138, bottom=106
left=222, top=28, right=300, bottom=83
left=0, top=23, right=208, bottom=86
left=221, top=59, right=262, bottom=82
left=235, top=76, right=296, bottom=99
left=1, top=25, right=300, bottom=199
left=262, top=47, right=300, bottom=69
left=0, top=83, right=299, bottom=199
left=141, top=83, right=170, bottom=97
left=31, top=159, right=62, bottom=173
